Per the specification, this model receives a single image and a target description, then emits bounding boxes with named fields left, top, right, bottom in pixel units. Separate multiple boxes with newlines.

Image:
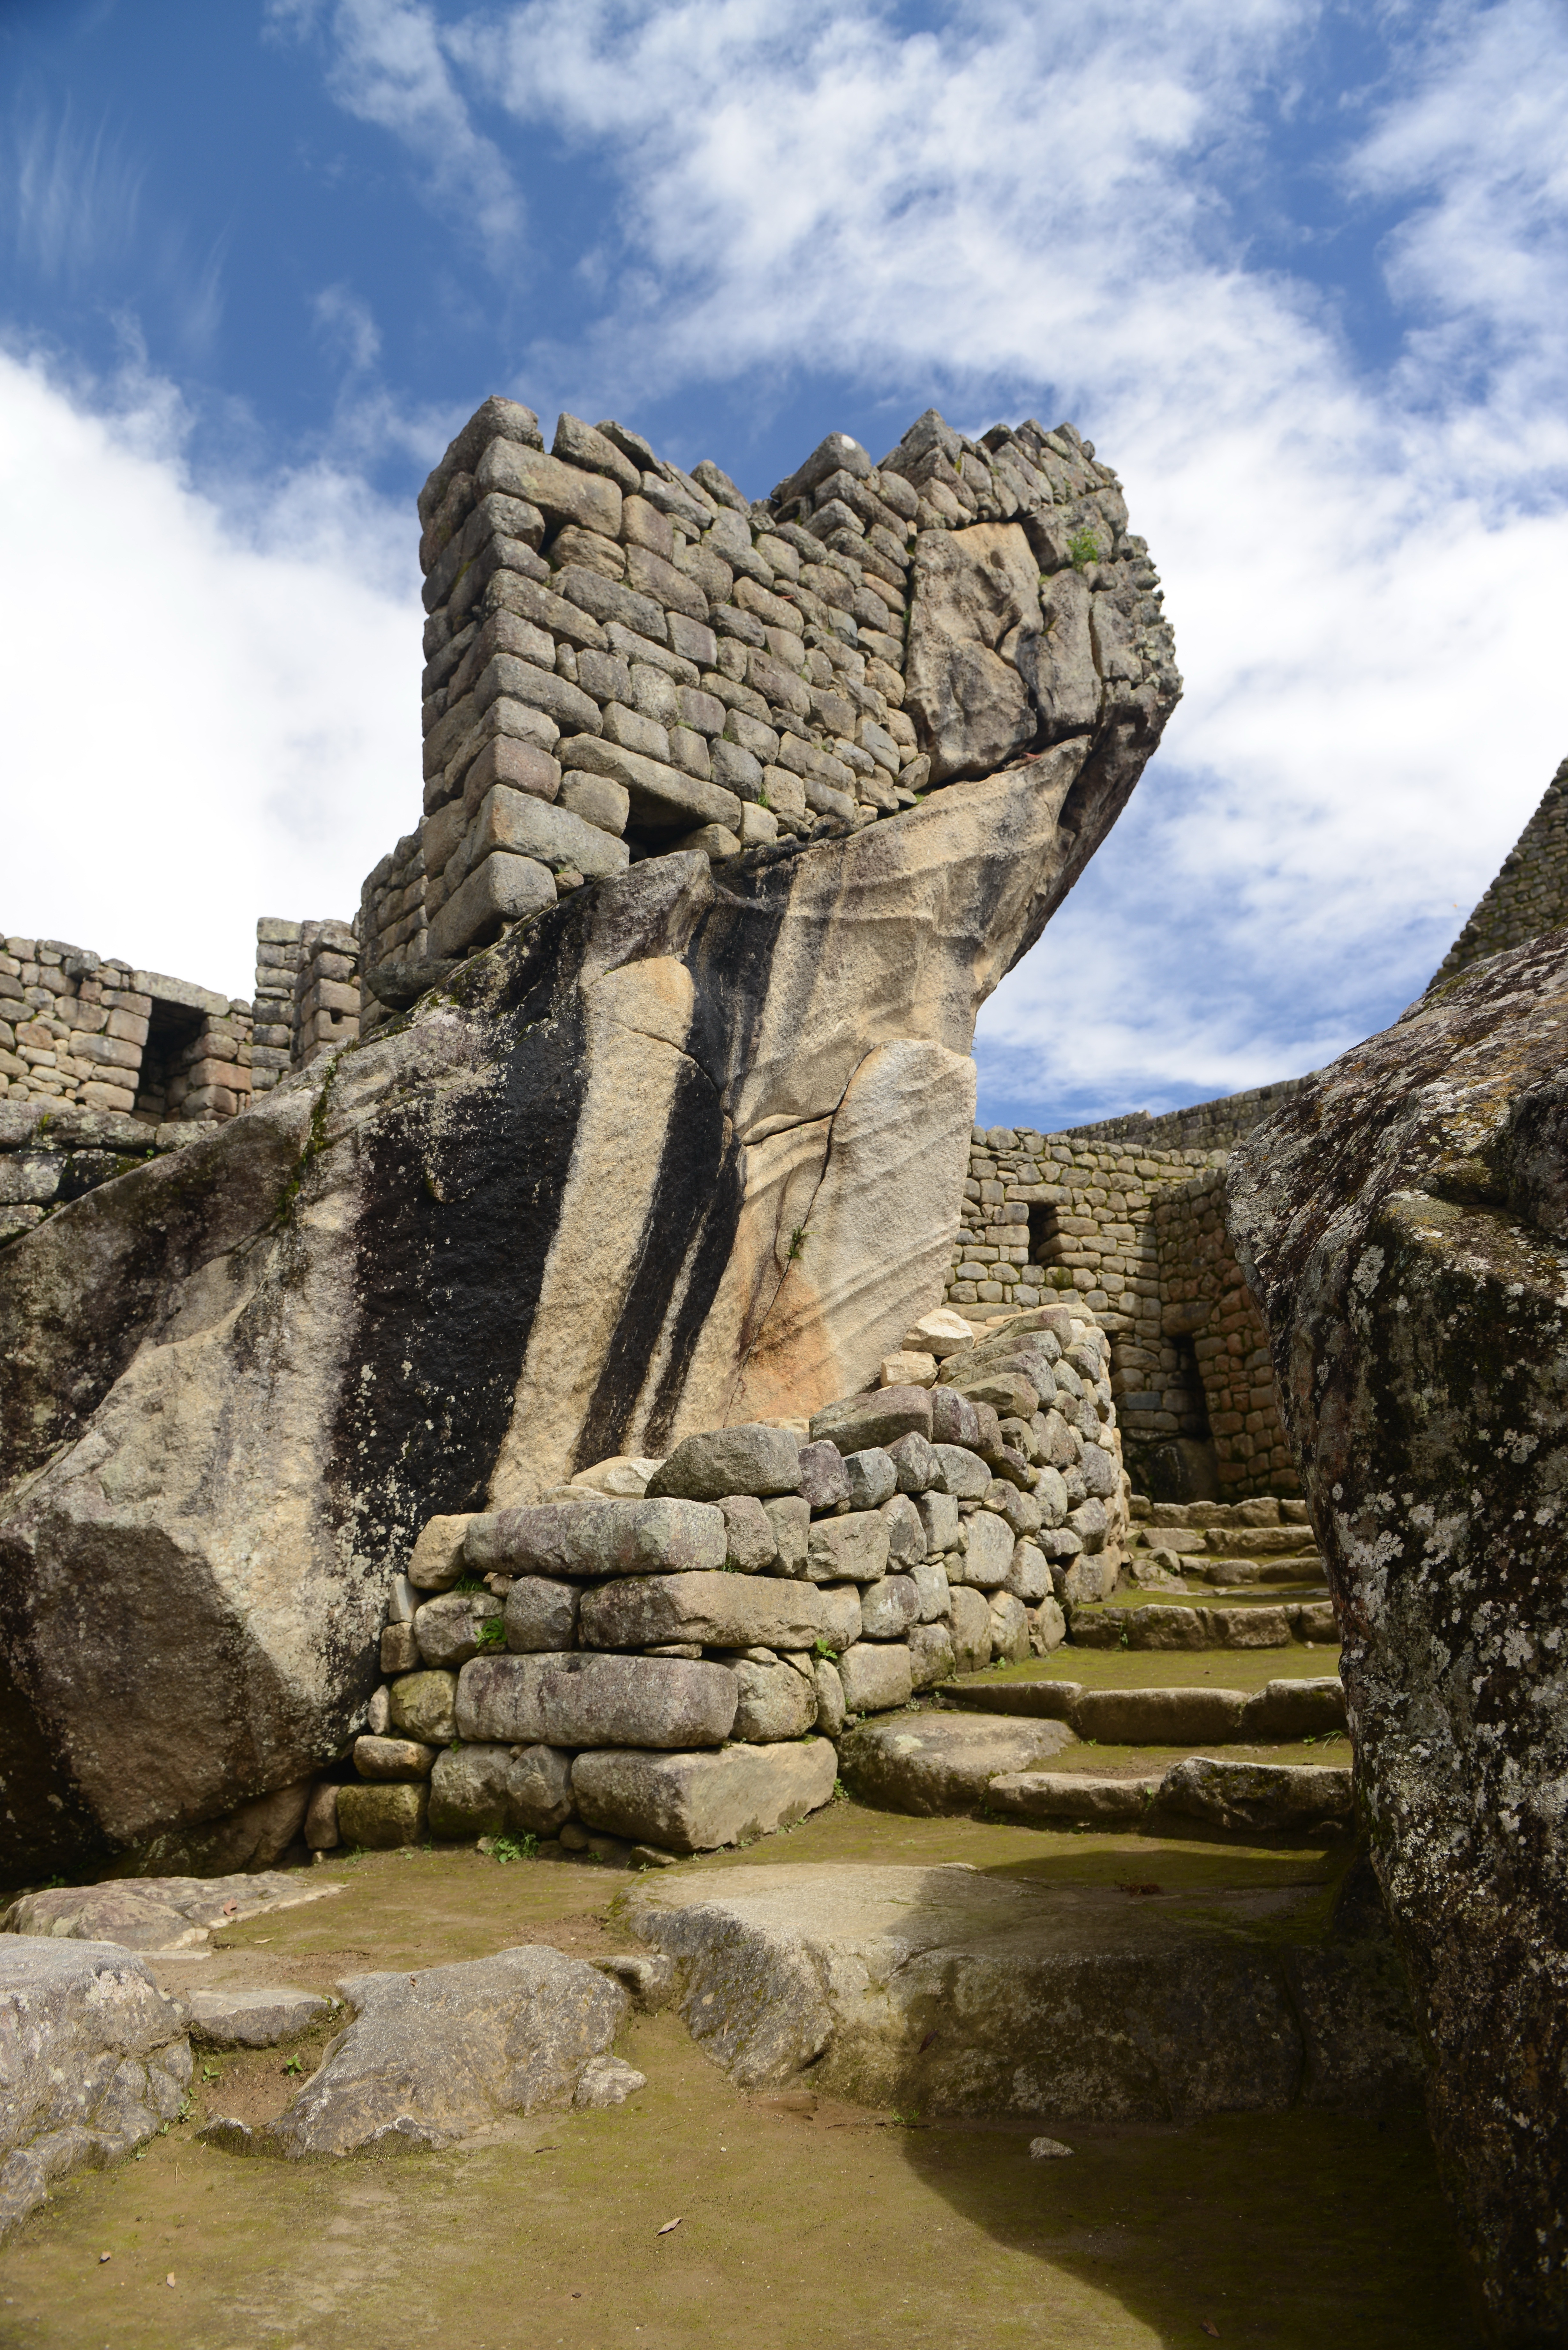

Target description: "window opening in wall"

left=133, top=1005, right=204, bottom=1125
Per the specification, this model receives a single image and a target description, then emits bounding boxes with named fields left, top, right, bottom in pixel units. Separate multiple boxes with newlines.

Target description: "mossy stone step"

left=941, top=1674, right=1346, bottom=1743
left=1072, top=1599, right=1337, bottom=1650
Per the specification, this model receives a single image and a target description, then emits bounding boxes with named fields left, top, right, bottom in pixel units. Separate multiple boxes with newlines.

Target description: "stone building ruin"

left=6, top=392, right=1568, bottom=2333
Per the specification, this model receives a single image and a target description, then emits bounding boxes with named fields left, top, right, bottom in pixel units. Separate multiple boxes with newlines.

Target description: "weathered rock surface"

left=186, top=1986, right=333, bottom=2048
left=625, top=1862, right=1421, bottom=2116
left=578, top=1570, right=823, bottom=1653
left=237, top=1946, right=627, bottom=2156
left=0, top=413, right=1175, bottom=1877
left=0, top=1871, right=340, bottom=1952
left=1228, top=929, right=1568, bottom=2342
left=456, top=1652, right=738, bottom=1749
left=0, top=1939, right=192, bottom=2238
left=428, top=1741, right=573, bottom=1837
left=838, top=1711, right=1076, bottom=1814
left=571, top=1737, right=837, bottom=1853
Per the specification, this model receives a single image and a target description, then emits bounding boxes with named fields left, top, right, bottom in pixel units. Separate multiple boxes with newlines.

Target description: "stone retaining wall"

left=316, top=1304, right=1127, bottom=1860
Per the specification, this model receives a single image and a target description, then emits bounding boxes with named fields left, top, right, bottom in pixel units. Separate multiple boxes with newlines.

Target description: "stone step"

left=624, top=1859, right=1420, bottom=2119
left=988, top=1755, right=1352, bottom=1835
left=940, top=1674, right=1346, bottom=1742
left=1071, top=1599, right=1337, bottom=1650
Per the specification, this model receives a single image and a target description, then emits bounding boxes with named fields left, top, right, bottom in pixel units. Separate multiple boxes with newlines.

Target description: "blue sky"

left=4, top=0, right=1567, bottom=1128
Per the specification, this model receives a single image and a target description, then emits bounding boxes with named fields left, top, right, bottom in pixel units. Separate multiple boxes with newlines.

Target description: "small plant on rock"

left=484, top=1833, right=538, bottom=1865
left=813, top=1636, right=839, bottom=1660
left=476, top=1615, right=506, bottom=1650
left=1067, top=526, right=1101, bottom=570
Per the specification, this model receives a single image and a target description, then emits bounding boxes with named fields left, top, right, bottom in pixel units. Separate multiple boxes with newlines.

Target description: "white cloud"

left=411, top=0, right=1567, bottom=1120
left=11, top=0, right=1568, bottom=1121
left=270, top=0, right=525, bottom=267
left=0, top=345, right=418, bottom=1003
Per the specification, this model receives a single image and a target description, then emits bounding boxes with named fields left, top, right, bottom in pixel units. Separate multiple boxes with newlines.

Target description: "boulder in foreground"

left=0, top=1939, right=192, bottom=2239
left=1229, top=926, right=1568, bottom=2345
left=624, top=1861, right=1422, bottom=2113
left=226, top=1946, right=627, bottom=2157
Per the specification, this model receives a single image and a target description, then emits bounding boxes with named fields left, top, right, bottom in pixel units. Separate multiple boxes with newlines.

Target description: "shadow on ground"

left=0, top=1817, right=1474, bottom=2349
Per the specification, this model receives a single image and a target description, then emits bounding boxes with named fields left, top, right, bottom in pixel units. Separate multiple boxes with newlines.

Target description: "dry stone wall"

left=1432, top=753, right=1568, bottom=985
left=943, top=1123, right=1297, bottom=1499
left=0, top=933, right=255, bottom=1246
left=354, top=396, right=1177, bottom=1024
left=311, top=1304, right=1122, bottom=1861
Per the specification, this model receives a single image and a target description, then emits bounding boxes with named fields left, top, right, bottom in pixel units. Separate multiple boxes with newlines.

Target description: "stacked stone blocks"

left=0, top=935, right=252, bottom=1125
left=1433, top=754, right=1568, bottom=983
left=944, top=1123, right=1295, bottom=1498
left=319, top=1308, right=1126, bottom=1859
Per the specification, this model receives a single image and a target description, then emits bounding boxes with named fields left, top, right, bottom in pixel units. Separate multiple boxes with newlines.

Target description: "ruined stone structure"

left=0, top=937, right=252, bottom=1126
left=0, top=392, right=1178, bottom=1888
left=943, top=1111, right=1296, bottom=1500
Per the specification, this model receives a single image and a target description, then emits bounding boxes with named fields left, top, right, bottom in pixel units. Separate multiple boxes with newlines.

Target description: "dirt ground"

left=0, top=1791, right=1473, bottom=2350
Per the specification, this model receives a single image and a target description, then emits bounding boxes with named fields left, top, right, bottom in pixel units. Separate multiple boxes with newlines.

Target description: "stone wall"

left=1431, top=753, right=1568, bottom=984
left=0, top=933, right=252, bottom=1132
left=251, top=920, right=363, bottom=1094
left=352, top=396, right=1176, bottom=1024
left=1152, top=1166, right=1296, bottom=1496
left=1062, top=1074, right=1317, bottom=1154
left=943, top=1123, right=1296, bottom=1498
left=324, top=1306, right=1125, bottom=1858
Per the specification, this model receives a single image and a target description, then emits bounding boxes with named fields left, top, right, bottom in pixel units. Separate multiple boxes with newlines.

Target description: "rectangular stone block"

left=556, top=735, right=743, bottom=836
left=571, top=1738, right=837, bottom=1855
left=426, top=851, right=556, bottom=961
left=837, top=1641, right=913, bottom=1714
left=336, top=1782, right=428, bottom=1848
left=1074, top=1687, right=1250, bottom=1744
left=467, top=1497, right=726, bottom=1580
left=476, top=441, right=623, bottom=538
left=456, top=1652, right=737, bottom=1750
left=580, top=1571, right=825, bottom=1653
left=465, top=785, right=630, bottom=881
left=558, top=771, right=631, bottom=836
left=475, top=653, right=602, bottom=740
left=806, top=1512, right=891, bottom=1585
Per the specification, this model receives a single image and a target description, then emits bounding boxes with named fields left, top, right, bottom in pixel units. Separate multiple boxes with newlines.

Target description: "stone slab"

left=1, top=1872, right=341, bottom=1952
left=572, top=1738, right=837, bottom=1855
left=186, top=1987, right=333, bottom=2049
left=624, top=1862, right=1423, bottom=2116
left=838, top=1711, right=1076, bottom=1815
left=456, top=1652, right=738, bottom=1750
left=578, top=1571, right=824, bottom=1653
left=467, top=1499, right=726, bottom=1579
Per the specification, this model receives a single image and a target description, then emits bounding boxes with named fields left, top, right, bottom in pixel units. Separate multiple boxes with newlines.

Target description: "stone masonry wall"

left=943, top=1122, right=1294, bottom=1498
left=1152, top=1166, right=1297, bottom=1495
left=251, top=919, right=363, bottom=1094
left=0, top=933, right=252, bottom=1127
left=1432, top=754, right=1568, bottom=984
left=354, top=395, right=1175, bottom=1024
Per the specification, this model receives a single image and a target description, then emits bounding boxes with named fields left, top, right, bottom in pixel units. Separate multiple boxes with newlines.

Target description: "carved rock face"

left=1228, top=930, right=1568, bottom=2346
left=0, top=404, right=1179, bottom=1881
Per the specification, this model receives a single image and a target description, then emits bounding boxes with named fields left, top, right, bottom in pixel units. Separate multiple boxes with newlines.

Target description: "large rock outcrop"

left=0, top=404, right=1178, bottom=1879
left=1228, top=929, right=1568, bottom=2346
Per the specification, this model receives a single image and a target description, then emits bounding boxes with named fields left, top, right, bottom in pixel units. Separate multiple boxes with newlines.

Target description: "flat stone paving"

left=0, top=1827, right=1470, bottom=2349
